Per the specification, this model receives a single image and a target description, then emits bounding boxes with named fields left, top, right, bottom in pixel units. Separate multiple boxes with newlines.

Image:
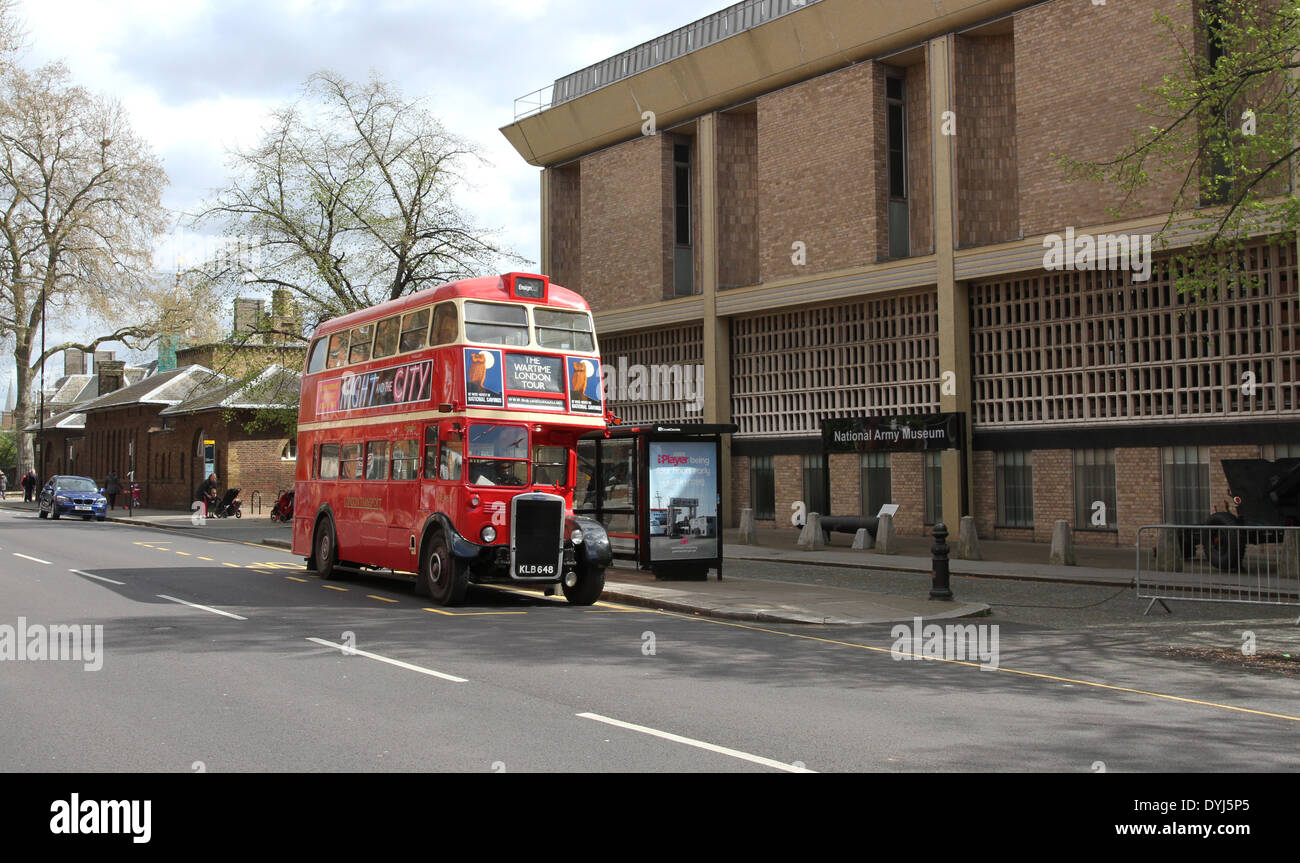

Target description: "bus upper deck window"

left=307, top=338, right=328, bottom=374
left=326, top=333, right=347, bottom=369
left=349, top=325, right=374, bottom=364
left=400, top=308, right=430, bottom=353
left=534, top=309, right=595, bottom=352
left=431, top=303, right=459, bottom=345
left=464, top=301, right=528, bottom=347
left=372, top=316, right=400, bottom=359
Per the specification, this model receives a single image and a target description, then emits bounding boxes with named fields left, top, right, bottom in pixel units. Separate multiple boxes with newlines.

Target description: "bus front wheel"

left=562, top=566, right=605, bottom=606
left=421, top=533, right=468, bottom=606
left=313, top=519, right=339, bottom=580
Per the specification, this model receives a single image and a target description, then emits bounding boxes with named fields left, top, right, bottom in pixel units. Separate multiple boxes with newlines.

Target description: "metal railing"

left=1135, top=524, right=1300, bottom=623
left=513, top=0, right=823, bottom=120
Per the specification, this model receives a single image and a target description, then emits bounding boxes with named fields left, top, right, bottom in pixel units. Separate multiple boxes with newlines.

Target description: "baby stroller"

left=270, top=489, right=294, bottom=522
left=212, top=487, right=242, bottom=519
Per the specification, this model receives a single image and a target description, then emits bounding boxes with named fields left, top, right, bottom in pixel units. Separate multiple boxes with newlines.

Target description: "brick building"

left=32, top=362, right=301, bottom=511
left=501, top=0, right=1300, bottom=545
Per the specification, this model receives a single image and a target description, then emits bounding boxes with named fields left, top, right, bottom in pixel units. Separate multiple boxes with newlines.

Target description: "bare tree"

left=0, top=59, right=176, bottom=470
left=195, top=70, right=522, bottom=334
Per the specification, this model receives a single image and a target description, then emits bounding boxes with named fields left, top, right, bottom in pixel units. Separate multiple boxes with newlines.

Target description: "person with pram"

left=196, top=472, right=220, bottom=518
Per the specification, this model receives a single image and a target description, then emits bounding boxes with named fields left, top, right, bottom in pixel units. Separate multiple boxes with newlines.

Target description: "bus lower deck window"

left=365, top=441, right=390, bottom=480
left=391, top=439, right=418, bottom=480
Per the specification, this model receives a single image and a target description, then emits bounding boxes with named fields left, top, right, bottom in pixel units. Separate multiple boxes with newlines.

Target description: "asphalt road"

left=1, top=509, right=1298, bottom=773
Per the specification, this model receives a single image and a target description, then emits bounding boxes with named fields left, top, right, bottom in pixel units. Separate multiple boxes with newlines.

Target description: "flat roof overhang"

left=501, top=0, right=1037, bottom=167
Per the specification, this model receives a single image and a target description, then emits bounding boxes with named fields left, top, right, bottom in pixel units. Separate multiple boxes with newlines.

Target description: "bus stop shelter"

left=578, top=423, right=736, bottom=579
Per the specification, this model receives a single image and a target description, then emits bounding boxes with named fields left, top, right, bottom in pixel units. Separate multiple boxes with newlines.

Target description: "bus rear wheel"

left=313, top=519, right=339, bottom=580
left=562, top=565, right=605, bottom=606
left=421, top=533, right=467, bottom=606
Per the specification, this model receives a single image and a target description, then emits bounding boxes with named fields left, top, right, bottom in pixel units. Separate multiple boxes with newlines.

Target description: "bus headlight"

left=570, top=528, right=584, bottom=544
left=481, top=525, right=497, bottom=543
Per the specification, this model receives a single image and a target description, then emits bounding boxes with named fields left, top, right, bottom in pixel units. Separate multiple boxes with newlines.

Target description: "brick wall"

left=955, top=33, right=1018, bottom=246
left=1031, top=449, right=1073, bottom=543
left=891, top=452, right=925, bottom=536
left=732, top=453, right=750, bottom=527
left=1115, top=447, right=1162, bottom=545
left=829, top=453, right=860, bottom=516
left=580, top=134, right=664, bottom=310
left=757, top=61, right=879, bottom=281
left=773, top=454, right=801, bottom=531
left=1014, top=0, right=1192, bottom=236
left=905, top=60, right=933, bottom=256
left=717, top=110, right=759, bottom=288
left=547, top=163, right=581, bottom=292
left=972, top=449, right=996, bottom=537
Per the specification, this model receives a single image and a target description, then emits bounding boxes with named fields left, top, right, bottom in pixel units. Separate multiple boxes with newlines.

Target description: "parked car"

left=38, top=476, right=108, bottom=521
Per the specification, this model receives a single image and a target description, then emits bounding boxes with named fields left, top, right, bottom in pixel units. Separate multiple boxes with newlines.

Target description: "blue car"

left=38, top=475, right=108, bottom=521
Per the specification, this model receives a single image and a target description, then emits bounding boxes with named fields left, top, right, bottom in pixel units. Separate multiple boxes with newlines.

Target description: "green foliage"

left=1056, top=0, right=1300, bottom=300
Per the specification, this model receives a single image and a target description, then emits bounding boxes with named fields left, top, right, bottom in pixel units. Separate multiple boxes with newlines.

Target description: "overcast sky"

left=6, top=0, right=717, bottom=399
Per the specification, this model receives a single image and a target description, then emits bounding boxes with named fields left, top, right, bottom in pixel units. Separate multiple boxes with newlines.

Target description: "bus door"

left=359, top=439, right=390, bottom=559
left=386, top=431, right=422, bottom=572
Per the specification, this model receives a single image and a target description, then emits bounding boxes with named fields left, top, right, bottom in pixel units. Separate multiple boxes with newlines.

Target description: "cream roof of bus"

left=310, top=275, right=590, bottom=340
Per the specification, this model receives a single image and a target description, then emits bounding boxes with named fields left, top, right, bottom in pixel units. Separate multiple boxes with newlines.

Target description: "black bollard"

left=929, top=522, right=953, bottom=601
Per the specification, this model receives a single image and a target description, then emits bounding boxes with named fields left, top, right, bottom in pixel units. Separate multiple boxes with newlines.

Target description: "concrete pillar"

left=738, top=507, right=757, bottom=545
left=875, top=513, right=897, bottom=554
left=852, top=527, right=874, bottom=550
left=1281, top=528, right=1300, bottom=579
left=698, top=112, right=733, bottom=528
left=930, top=34, right=973, bottom=525
left=1049, top=519, right=1076, bottom=566
left=797, top=512, right=826, bottom=550
left=955, top=515, right=981, bottom=560
left=1152, top=527, right=1184, bottom=572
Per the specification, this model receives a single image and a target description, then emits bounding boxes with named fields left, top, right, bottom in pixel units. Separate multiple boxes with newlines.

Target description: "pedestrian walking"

left=0, top=471, right=7, bottom=500
left=21, top=468, right=33, bottom=502
left=105, top=469, right=121, bottom=510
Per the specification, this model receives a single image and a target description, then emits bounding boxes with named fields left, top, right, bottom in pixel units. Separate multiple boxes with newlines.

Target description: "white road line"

left=577, top=712, right=816, bottom=773
left=71, top=569, right=124, bottom=586
left=13, top=552, right=50, bottom=565
left=305, top=637, right=467, bottom=683
left=157, top=594, right=247, bottom=620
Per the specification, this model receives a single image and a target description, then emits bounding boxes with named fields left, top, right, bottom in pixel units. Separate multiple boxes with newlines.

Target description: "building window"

left=750, top=456, right=775, bottom=521
left=1162, top=446, right=1209, bottom=525
left=886, top=72, right=909, bottom=259
left=860, top=453, right=891, bottom=518
left=672, top=141, right=693, bottom=297
left=281, top=439, right=297, bottom=461
left=924, top=451, right=942, bottom=525
left=995, top=451, right=1033, bottom=529
left=1074, top=449, right=1117, bottom=530
left=1264, top=443, right=1300, bottom=460
left=802, top=453, right=827, bottom=516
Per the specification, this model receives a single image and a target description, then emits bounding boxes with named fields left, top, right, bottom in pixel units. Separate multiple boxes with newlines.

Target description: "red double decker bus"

left=292, top=272, right=612, bottom=605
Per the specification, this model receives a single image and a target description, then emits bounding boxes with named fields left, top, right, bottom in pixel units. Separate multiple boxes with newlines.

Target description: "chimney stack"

left=64, top=348, right=86, bottom=376
left=97, top=360, right=126, bottom=396
left=232, top=298, right=265, bottom=343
